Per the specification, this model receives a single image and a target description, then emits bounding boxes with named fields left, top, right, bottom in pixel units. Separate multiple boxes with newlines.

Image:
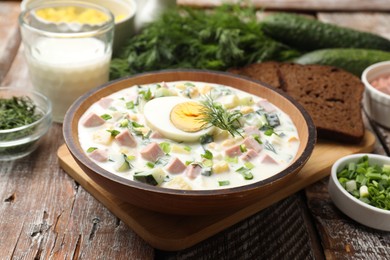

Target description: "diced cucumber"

left=345, top=180, right=357, bottom=193
left=220, top=94, right=239, bottom=109
left=154, top=88, right=176, bottom=97
left=134, top=168, right=166, bottom=186
left=110, top=154, right=129, bottom=172
left=239, top=96, right=254, bottom=106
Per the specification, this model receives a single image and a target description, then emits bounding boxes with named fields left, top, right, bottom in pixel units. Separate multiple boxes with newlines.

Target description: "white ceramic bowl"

left=329, top=153, right=390, bottom=231
left=362, top=61, right=390, bottom=128
left=21, top=0, right=137, bottom=55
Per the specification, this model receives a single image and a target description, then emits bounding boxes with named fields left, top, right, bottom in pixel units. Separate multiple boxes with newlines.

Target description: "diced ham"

left=257, top=99, right=275, bottom=112
left=150, top=131, right=164, bottom=139
left=186, top=164, right=202, bottom=179
left=98, top=97, right=113, bottom=109
left=243, top=137, right=262, bottom=153
left=82, top=113, right=105, bottom=127
left=244, top=126, right=261, bottom=137
left=166, top=157, right=187, bottom=174
left=162, top=82, right=169, bottom=88
left=225, top=144, right=242, bottom=157
left=115, top=129, right=137, bottom=147
left=260, top=154, right=278, bottom=164
left=240, top=149, right=259, bottom=161
left=88, top=149, right=108, bottom=162
left=140, top=142, right=164, bottom=162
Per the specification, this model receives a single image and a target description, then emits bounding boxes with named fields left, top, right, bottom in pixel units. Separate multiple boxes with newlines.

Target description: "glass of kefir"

left=19, top=0, right=114, bottom=123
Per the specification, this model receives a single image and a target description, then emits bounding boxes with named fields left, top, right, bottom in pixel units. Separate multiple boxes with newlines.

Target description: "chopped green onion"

left=240, top=144, right=247, bottom=153
left=218, top=180, right=230, bottom=186
left=236, top=166, right=253, bottom=180
left=201, top=150, right=213, bottom=160
left=87, top=147, right=98, bottom=153
left=159, top=142, right=171, bottom=154
left=107, top=129, right=120, bottom=137
left=100, top=114, right=112, bottom=120
left=337, top=155, right=390, bottom=210
left=126, top=101, right=134, bottom=109
left=146, top=162, right=155, bottom=168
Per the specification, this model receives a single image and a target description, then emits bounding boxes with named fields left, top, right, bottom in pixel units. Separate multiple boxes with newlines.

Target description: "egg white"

left=143, top=96, right=214, bottom=142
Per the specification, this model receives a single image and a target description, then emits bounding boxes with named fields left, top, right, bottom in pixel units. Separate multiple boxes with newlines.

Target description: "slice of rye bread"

left=228, top=62, right=365, bottom=143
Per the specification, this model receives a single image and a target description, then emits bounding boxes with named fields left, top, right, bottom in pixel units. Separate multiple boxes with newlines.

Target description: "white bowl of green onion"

left=329, top=153, right=390, bottom=231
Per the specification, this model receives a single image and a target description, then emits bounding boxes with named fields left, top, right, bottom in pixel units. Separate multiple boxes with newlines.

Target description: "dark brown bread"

left=228, top=62, right=365, bottom=143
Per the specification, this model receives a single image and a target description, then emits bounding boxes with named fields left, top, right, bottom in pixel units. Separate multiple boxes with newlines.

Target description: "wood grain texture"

left=0, top=124, right=154, bottom=259
left=177, top=0, right=390, bottom=11
left=1, top=2, right=390, bottom=258
left=317, top=12, right=390, bottom=40
left=305, top=178, right=390, bottom=259
left=0, top=3, right=154, bottom=256
left=0, top=2, right=21, bottom=82
left=57, top=130, right=375, bottom=251
left=303, top=13, right=390, bottom=260
left=156, top=192, right=323, bottom=259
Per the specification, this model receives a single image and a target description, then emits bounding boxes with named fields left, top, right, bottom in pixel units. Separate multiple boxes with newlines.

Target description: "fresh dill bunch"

left=198, top=95, right=243, bottom=138
left=110, top=4, right=300, bottom=79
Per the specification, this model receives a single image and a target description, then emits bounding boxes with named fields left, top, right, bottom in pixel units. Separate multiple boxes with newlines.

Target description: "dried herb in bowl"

left=0, top=95, right=45, bottom=159
left=0, top=96, right=43, bottom=130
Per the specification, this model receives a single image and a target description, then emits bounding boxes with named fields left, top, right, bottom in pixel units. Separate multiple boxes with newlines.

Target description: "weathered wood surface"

left=1, top=1, right=390, bottom=259
left=177, top=0, right=390, bottom=11
left=303, top=12, right=390, bottom=260
left=0, top=2, right=154, bottom=260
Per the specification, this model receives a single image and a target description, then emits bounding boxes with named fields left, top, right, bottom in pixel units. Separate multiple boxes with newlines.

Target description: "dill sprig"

left=199, top=95, right=243, bottom=137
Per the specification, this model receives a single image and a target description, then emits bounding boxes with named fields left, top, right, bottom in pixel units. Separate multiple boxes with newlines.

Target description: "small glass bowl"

left=0, top=87, right=52, bottom=161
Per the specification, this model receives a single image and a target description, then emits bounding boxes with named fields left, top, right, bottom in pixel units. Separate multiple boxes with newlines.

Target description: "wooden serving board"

left=57, top=130, right=375, bottom=251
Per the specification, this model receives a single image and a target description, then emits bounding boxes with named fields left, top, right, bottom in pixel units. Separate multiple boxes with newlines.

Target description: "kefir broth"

left=78, top=81, right=301, bottom=190
left=25, top=37, right=111, bottom=122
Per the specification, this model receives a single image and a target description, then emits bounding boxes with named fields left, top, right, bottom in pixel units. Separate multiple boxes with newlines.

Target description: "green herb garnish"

left=146, top=162, right=155, bottom=168
left=100, top=114, right=112, bottom=120
left=236, top=166, right=254, bottom=180
left=107, top=129, right=120, bottom=137
left=201, top=150, right=213, bottom=160
left=159, top=142, right=171, bottom=154
left=87, top=147, right=98, bottom=153
left=218, top=180, right=230, bottom=186
left=0, top=96, right=42, bottom=130
left=126, top=101, right=134, bottom=109
left=198, top=95, right=243, bottom=137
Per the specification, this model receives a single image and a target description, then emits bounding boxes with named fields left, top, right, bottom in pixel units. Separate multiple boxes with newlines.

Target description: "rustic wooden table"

left=1, top=1, right=390, bottom=259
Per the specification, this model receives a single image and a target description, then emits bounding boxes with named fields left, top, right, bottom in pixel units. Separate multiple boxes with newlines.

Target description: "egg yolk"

left=35, top=7, right=119, bottom=24
left=170, top=102, right=206, bottom=132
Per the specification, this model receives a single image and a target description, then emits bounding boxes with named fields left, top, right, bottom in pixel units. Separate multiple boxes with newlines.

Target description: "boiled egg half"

left=143, top=96, right=214, bottom=142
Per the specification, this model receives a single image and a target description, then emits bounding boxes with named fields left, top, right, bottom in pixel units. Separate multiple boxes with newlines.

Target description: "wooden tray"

left=57, top=131, right=375, bottom=251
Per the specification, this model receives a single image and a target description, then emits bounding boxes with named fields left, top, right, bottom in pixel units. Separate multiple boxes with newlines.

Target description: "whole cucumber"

left=294, top=48, right=390, bottom=76
left=261, top=13, right=390, bottom=51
